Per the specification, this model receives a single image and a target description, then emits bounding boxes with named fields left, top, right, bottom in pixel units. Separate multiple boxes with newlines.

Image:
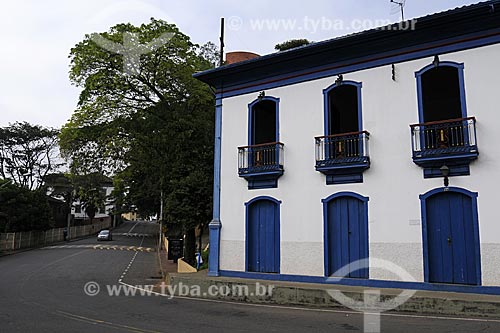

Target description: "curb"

left=169, top=273, right=500, bottom=319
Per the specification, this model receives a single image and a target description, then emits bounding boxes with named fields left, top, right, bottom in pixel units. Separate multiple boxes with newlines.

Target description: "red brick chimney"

left=225, top=51, right=260, bottom=65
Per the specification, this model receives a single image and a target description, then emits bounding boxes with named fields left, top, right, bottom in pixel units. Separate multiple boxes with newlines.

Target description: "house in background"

left=72, top=181, right=114, bottom=225
left=121, top=211, right=138, bottom=221
left=195, top=1, right=500, bottom=293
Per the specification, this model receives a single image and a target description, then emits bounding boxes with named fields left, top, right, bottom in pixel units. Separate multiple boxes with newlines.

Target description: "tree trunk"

left=184, top=227, right=196, bottom=266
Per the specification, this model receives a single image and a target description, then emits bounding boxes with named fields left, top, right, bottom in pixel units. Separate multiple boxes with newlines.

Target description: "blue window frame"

left=316, top=81, right=370, bottom=185
left=412, top=61, right=477, bottom=178
left=323, top=81, right=363, bottom=136
left=248, top=96, right=280, bottom=145
left=415, top=61, right=467, bottom=124
left=238, top=96, right=284, bottom=190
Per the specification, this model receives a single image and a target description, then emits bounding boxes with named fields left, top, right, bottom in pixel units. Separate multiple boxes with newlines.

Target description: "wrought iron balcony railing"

left=238, top=142, right=284, bottom=175
left=315, top=131, right=370, bottom=168
left=410, top=117, right=478, bottom=160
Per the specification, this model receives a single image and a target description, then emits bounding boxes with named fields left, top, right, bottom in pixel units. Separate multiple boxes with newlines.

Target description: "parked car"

left=97, top=230, right=112, bottom=241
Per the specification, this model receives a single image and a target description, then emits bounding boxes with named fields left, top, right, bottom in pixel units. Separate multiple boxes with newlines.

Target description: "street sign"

left=168, top=238, right=183, bottom=263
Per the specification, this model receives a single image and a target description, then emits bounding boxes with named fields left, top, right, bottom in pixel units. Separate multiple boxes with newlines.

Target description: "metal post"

left=159, top=190, right=163, bottom=252
left=219, top=17, right=225, bottom=67
left=66, top=191, right=73, bottom=241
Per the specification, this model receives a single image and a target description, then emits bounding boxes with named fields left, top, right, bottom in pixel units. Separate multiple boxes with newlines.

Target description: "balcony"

left=410, top=117, right=478, bottom=177
left=315, top=131, right=370, bottom=184
left=238, top=142, right=284, bottom=189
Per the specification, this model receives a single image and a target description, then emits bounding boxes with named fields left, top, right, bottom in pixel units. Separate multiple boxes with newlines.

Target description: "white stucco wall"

left=218, top=43, right=500, bottom=286
left=72, top=186, right=114, bottom=219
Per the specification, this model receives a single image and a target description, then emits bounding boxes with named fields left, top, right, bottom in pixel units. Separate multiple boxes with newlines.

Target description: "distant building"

left=195, top=1, right=500, bottom=293
left=72, top=182, right=114, bottom=224
left=121, top=211, right=138, bottom=221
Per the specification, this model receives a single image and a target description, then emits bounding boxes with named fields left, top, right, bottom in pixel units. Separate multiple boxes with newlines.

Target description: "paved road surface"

left=1, top=221, right=500, bottom=332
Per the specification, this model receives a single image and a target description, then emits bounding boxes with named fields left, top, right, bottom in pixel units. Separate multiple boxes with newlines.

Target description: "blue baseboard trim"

left=218, top=270, right=500, bottom=296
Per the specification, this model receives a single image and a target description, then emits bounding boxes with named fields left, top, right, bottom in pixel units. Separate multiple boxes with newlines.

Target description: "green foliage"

left=156, top=101, right=213, bottom=230
left=44, top=172, right=111, bottom=222
left=60, top=19, right=216, bottom=261
left=60, top=18, right=215, bottom=174
left=274, top=39, right=312, bottom=51
left=71, top=173, right=111, bottom=220
left=0, top=122, right=61, bottom=190
left=0, top=180, right=53, bottom=232
left=43, top=173, right=73, bottom=198
left=199, top=249, right=209, bottom=270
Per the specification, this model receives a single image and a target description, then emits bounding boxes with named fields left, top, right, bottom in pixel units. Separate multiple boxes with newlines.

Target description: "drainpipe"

left=208, top=93, right=223, bottom=277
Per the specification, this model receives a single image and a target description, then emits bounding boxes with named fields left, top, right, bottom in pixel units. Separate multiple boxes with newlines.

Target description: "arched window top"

left=245, top=196, right=282, bottom=206
left=248, top=96, right=280, bottom=109
left=415, top=61, right=464, bottom=77
left=323, top=80, right=362, bottom=95
left=415, top=60, right=467, bottom=123
left=248, top=95, right=280, bottom=146
left=419, top=187, right=478, bottom=201
left=323, top=80, right=363, bottom=136
left=322, top=191, right=369, bottom=204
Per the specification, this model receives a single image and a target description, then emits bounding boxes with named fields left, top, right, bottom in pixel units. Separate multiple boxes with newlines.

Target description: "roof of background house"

left=194, top=0, right=500, bottom=93
left=46, top=196, right=66, bottom=204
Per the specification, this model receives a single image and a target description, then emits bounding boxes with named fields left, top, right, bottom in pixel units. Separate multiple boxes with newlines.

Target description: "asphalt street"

left=1, top=221, right=500, bottom=332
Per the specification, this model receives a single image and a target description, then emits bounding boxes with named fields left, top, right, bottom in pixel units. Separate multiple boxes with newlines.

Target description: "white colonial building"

left=72, top=183, right=114, bottom=222
left=195, top=1, right=500, bottom=293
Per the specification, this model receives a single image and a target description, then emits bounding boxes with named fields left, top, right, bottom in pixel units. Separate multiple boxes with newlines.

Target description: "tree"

left=72, top=173, right=111, bottom=223
left=0, top=122, right=62, bottom=190
left=60, top=18, right=214, bottom=174
left=0, top=179, right=53, bottom=232
left=60, top=19, right=216, bottom=265
left=275, top=39, right=312, bottom=51
left=43, top=173, right=73, bottom=203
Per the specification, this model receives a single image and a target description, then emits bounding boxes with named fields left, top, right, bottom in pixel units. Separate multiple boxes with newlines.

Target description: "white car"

left=97, top=230, right=112, bottom=241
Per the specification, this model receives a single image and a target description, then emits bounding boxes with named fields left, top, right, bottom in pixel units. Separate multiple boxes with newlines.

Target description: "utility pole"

left=158, top=189, right=164, bottom=252
left=66, top=190, right=73, bottom=241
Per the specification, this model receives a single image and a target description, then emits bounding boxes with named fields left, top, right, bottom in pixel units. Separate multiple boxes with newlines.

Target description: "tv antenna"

left=390, top=0, right=406, bottom=21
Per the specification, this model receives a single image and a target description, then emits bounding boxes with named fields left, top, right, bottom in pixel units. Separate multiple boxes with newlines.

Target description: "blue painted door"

left=326, top=196, right=368, bottom=278
left=425, top=192, right=478, bottom=285
left=247, top=200, right=279, bottom=273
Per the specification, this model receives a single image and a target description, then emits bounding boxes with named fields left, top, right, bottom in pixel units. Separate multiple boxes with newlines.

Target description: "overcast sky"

left=0, top=0, right=480, bottom=129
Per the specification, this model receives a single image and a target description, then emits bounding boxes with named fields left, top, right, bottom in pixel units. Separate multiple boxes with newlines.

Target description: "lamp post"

left=66, top=190, right=74, bottom=241
left=440, top=165, right=450, bottom=187
left=158, top=190, right=163, bottom=252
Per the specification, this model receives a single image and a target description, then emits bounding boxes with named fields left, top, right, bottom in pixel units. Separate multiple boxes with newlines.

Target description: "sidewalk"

left=158, top=248, right=178, bottom=279
left=168, top=270, right=500, bottom=319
